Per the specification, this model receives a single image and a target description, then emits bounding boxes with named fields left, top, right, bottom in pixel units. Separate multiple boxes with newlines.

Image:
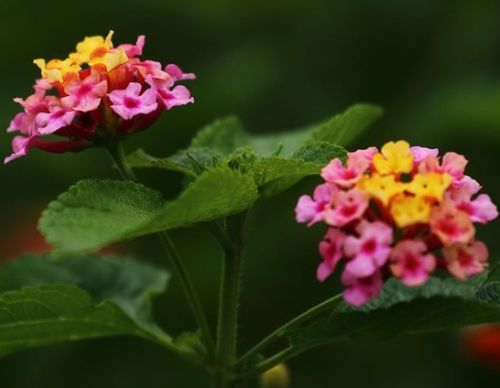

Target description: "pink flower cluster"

left=296, top=141, right=498, bottom=307
left=5, top=32, right=195, bottom=163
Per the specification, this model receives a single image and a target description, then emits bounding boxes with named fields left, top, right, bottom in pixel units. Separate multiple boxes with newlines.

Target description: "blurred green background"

left=1, top=0, right=500, bottom=386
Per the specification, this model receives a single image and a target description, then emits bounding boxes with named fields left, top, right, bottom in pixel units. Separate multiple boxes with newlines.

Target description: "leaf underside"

left=0, top=254, right=170, bottom=357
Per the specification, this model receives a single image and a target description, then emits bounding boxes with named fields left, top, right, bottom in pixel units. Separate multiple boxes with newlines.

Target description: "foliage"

left=5, top=102, right=500, bottom=387
left=0, top=254, right=178, bottom=357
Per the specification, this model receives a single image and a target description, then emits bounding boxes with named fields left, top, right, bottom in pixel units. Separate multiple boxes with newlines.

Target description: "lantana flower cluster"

left=296, top=141, right=498, bottom=307
left=5, top=31, right=194, bottom=163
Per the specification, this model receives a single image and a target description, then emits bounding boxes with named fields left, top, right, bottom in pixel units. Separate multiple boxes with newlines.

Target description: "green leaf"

left=249, top=127, right=312, bottom=157
left=127, top=105, right=378, bottom=181
left=40, top=168, right=259, bottom=252
left=0, top=253, right=172, bottom=357
left=285, top=273, right=500, bottom=350
left=293, top=141, right=347, bottom=165
left=250, top=157, right=320, bottom=197
left=251, top=157, right=320, bottom=188
left=126, top=148, right=222, bottom=177
left=190, top=116, right=249, bottom=155
left=143, top=166, right=258, bottom=234
left=250, top=104, right=383, bottom=156
left=247, top=143, right=346, bottom=197
left=39, top=180, right=164, bottom=252
left=309, top=104, right=383, bottom=146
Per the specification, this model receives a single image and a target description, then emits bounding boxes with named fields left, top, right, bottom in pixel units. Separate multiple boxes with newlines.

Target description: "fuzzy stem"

left=158, top=232, right=216, bottom=357
left=212, top=216, right=246, bottom=387
left=106, top=142, right=216, bottom=358
left=106, top=141, right=137, bottom=181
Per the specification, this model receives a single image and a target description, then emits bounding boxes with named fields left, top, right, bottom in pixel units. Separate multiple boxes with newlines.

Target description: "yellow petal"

left=407, top=172, right=452, bottom=201
left=373, top=140, right=414, bottom=175
left=89, top=48, right=128, bottom=71
left=105, top=30, right=115, bottom=47
left=390, top=194, right=431, bottom=228
left=357, top=173, right=406, bottom=206
left=72, top=33, right=112, bottom=64
left=33, top=57, right=80, bottom=83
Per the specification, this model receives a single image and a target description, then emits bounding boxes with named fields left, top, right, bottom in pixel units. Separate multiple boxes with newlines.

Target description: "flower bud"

left=258, top=363, right=290, bottom=388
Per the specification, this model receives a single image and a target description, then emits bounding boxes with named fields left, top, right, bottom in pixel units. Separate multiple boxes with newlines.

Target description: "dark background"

left=1, top=0, right=500, bottom=387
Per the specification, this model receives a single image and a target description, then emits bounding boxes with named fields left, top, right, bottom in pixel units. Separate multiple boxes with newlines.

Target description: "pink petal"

left=165, top=64, right=196, bottom=81
left=36, top=108, right=76, bottom=135
left=345, top=256, right=377, bottom=278
left=348, top=147, right=378, bottom=163
left=452, top=176, right=481, bottom=193
left=295, top=195, right=318, bottom=224
left=162, top=85, right=194, bottom=110
left=430, top=204, right=475, bottom=245
left=468, top=194, right=499, bottom=224
left=134, top=60, right=170, bottom=81
left=7, top=112, right=34, bottom=134
left=410, top=146, right=439, bottom=164
left=316, top=261, right=333, bottom=283
left=295, top=183, right=335, bottom=226
left=324, top=188, right=368, bottom=227
left=108, top=83, right=158, bottom=120
left=321, top=156, right=368, bottom=188
left=443, top=241, right=488, bottom=280
left=313, top=183, right=337, bottom=202
left=4, top=135, right=35, bottom=163
left=118, top=35, right=145, bottom=57
left=442, top=152, right=468, bottom=180
left=390, top=240, right=436, bottom=286
left=343, top=220, right=393, bottom=278
left=342, top=270, right=383, bottom=307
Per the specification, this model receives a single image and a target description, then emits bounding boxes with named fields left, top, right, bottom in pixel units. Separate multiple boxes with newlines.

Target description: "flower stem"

left=157, top=232, right=216, bottom=357
left=234, top=293, right=343, bottom=369
left=105, top=141, right=137, bottom=181
left=106, top=142, right=216, bottom=358
left=212, top=216, right=246, bottom=387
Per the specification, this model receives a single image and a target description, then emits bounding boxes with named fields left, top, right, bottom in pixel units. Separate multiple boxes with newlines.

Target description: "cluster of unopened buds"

left=296, top=141, right=498, bottom=307
left=5, top=31, right=195, bottom=163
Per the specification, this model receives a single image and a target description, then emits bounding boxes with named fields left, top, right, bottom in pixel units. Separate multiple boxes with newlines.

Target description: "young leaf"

left=309, top=104, right=383, bottom=146
left=248, top=144, right=346, bottom=197
left=250, top=127, right=312, bottom=157
left=251, top=157, right=320, bottom=188
left=285, top=272, right=500, bottom=351
left=293, top=141, right=347, bottom=165
left=126, top=105, right=377, bottom=180
left=190, top=116, right=249, bottom=155
left=126, top=148, right=222, bottom=177
left=250, top=104, right=383, bottom=156
left=40, top=168, right=259, bottom=252
left=0, top=253, right=172, bottom=357
left=250, top=157, right=321, bottom=198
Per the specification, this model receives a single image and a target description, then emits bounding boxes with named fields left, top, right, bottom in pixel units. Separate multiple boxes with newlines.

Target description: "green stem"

left=106, top=141, right=137, bottom=181
left=235, top=293, right=342, bottom=369
left=239, top=346, right=299, bottom=380
left=213, top=217, right=246, bottom=387
left=106, top=142, right=215, bottom=358
left=158, top=233, right=216, bottom=357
